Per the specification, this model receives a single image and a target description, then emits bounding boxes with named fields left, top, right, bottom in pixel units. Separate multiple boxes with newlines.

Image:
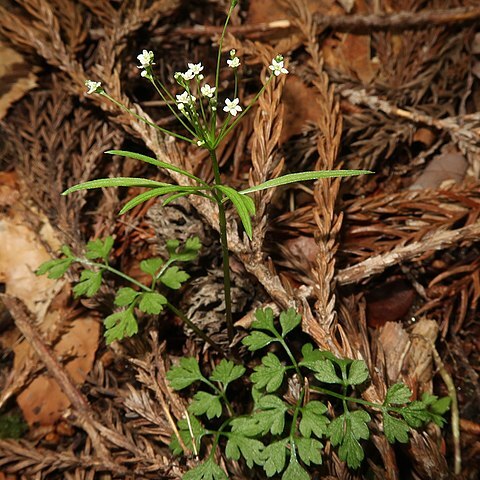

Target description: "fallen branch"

left=337, top=221, right=480, bottom=285
left=173, top=6, right=480, bottom=37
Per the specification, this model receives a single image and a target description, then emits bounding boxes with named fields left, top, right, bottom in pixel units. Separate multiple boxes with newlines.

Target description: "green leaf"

left=346, top=360, right=369, bottom=386
left=209, top=359, right=245, bottom=388
left=296, top=437, right=323, bottom=466
left=215, top=185, right=253, bottom=239
left=251, top=307, right=276, bottom=332
left=230, top=396, right=288, bottom=437
left=167, top=236, right=202, bottom=262
left=240, top=169, right=373, bottom=195
left=328, top=410, right=371, bottom=469
left=251, top=353, right=287, bottom=392
left=279, top=308, right=301, bottom=337
left=300, top=343, right=333, bottom=364
left=255, top=395, right=289, bottom=435
left=35, top=257, right=74, bottom=279
left=167, top=357, right=204, bottom=390
left=183, top=460, right=227, bottom=480
left=242, top=331, right=276, bottom=351
left=400, top=401, right=432, bottom=428
left=119, top=185, right=203, bottom=215
left=170, top=414, right=206, bottom=456
left=138, top=292, right=167, bottom=314
left=383, top=412, right=410, bottom=444
left=431, top=396, right=451, bottom=415
left=241, top=193, right=255, bottom=215
left=85, top=237, right=114, bottom=261
left=299, top=401, right=329, bottom=438
left=225, top=433, right=264, bottom=468
left=160, top=266, right=190, bottom=289
left=73, top=270, right=102, bottom=298
left=189, top=392, right=223, bottom=419
left=114, top=287, right=139, bottom=307
left=281, top=460, right=310, bottom=480
left=62, top=177, right=170, bottom=195
left=307, top=359, right=342, bottom=384
left=106, top=150, right=208, bottom=186
left=139, top=258, right=164, bottom=277
left=104, top=309, right=138, bottom=344
left=262, top=440, right=288, bottom=477
left=384, top=383, right=412, bottom=406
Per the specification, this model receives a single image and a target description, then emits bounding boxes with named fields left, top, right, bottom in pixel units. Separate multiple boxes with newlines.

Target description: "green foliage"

left=36, top=236, right=201, bottom=344
left=0, top=413, right=28, bottom=439
left=169, top=307, right=450, bottom=478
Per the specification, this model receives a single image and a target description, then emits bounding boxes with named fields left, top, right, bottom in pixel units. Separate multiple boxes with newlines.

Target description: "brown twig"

left=0, top=294, right=115, bottom=467
left=337, top=221, right=480, bottom=285
left=174, top=6, right=480, bottom=37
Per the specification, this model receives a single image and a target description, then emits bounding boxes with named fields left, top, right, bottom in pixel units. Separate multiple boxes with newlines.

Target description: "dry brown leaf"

left=16, top=317, right=100, bottom=426
left=323, top=34, right=379, bottom=84
left=280, top=76, right=323, bottom=143
left=0, top=42, right=37, bottom=121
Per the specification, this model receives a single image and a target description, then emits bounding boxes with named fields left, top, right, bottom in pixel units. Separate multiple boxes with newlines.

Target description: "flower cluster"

left=85, top=49, right=289, bottom=146
left=137, top=50, right=155, bottom=78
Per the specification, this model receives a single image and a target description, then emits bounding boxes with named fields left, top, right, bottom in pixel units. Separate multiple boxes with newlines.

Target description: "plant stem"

left=209, top=149, right=234, bottom=343
left=310, top=385, right=386, bottom=410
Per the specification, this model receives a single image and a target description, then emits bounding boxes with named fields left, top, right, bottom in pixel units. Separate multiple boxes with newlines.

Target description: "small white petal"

left=85, top=80, right=101, bottom=94
left=200, top=84, right=216, bottom=98
left=227, top=57, right=240, bottom=68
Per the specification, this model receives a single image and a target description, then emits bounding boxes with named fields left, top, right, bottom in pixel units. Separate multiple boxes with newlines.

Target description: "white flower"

left=198, top=74, right=204, bottom=81
left=182, top=70, right=195, bottom=81
left=201, top=84, right=216, bottom=98
left=227, top=57, right=240, bottom=69
left=197, top=140, right=205, bottom=147
left=187, top=62, right=204, bottom=75
left=269, top=56, right=288, bottom=76
left=137, top=50, right=155, bottom=69
left=85, top=80, right=101, bottom=94
left=176, top=91, right=196, bottom=105
left=223, top=97, right=242, bottom=116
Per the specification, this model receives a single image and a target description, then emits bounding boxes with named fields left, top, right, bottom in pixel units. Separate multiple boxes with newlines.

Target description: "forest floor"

left=0, top=1, right=479, bottom=479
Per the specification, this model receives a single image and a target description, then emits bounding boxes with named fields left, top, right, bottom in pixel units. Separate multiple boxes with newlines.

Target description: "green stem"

left=214, top=2, right=236, bottom=128
left=209, top=150, right=234, bottom=343
left=213, top=74, right=275, bottom=148
left=101, top=92, right=194, bottom=144
left=310, top=385, right=391, bottom=411
left=288, top=388, right=305, bottom=462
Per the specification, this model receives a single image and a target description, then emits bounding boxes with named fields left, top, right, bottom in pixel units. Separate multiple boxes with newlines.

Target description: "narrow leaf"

left=106, top=150, right=207, bottom=186
left=119, top=186, right=187, bottom=214
left=240, top=169, right=373, bottom=194
left=215, top=185, right=253, bottom=239
left=62, top=177, right=170, bottom=195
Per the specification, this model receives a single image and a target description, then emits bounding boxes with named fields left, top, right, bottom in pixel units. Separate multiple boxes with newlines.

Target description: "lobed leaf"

left=139, top=258, right=164, bottom=277
left=225, top=433, right=264, bottom=468
left=189, top=392, right=223, bottom=419
left=281, top=460, right=310, bottom=480
left=104, top=309, right=138, bottom=344
left=383, top=412, right=410, bottom=444
left=279, top=308, right=301, bottom=337
left=209, top=359, right=245, bottom=388
left=296, top=437, right=323, bottom=466
left=251, top=353, right=287, bottom=392
left=114, top=287, right=139, bottom=307
left=35, top=257, right=74, bottom=279
left=160, top=266, right=190, bottom=289
left=242, top=331, right=276, bottom=351
left=346, top=360, right=369, bottom=386
left=138, top=292, right=167, bottom=314
left=384, top=383, right=412, bottom=406
left=261, top=440, right=287, bottom=477
left=85, top=237, right=114, bottom=261
left=251, top=307, right=276, bottom=333
left=72, top=270, right=102, bottom=298
left=167, top=357, right=204, bottom=390
left=183, top=460, right=227, bottom=480
left=299, top=401, right=329, bottom=438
